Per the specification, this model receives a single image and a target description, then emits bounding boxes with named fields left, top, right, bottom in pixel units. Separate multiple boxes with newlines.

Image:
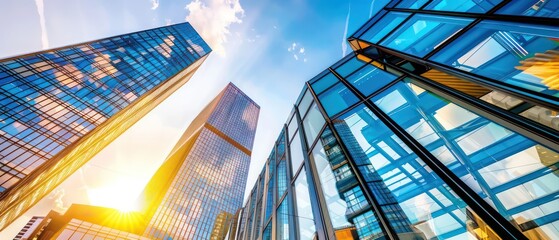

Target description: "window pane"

left=346, top=64, right=398, bottom=97
left=317, top=82, right=359, bottom=117
left=276, top=197, right=290, bottom=240
left=298, top=89, right=313, bottom=116
left=294, top=166, right=316, bottom=240
left=425, top=0, right=502, bottom=13
left=360, top=12, right=411, bottom=44
left=381, top=14, right=473, bottom=57
left=335, top=103, right=500, bottom=239
left=277, top=160, right=288, bottom=199
left=264, top=175, right=274, bottom=221
left=287, top=110, right=297, bottom=141
left=396, top=0, right=429, bottom=9
left=311, top=72, right=339, bottom=95
left=431, top=20, right=559, bottom=98
left=262, top=222, right=272, bottom=240
left=289, top=130, right=305, bottom=175
left=497, top=0, right=559, bottom=18
left=335, top=57, right=366, bottom=77
left=373, top=80, right=559, bottom=238
left=302, top=103, right=325, bottom=146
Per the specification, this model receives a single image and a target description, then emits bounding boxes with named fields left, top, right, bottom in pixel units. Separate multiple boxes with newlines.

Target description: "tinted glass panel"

left=317, top=82, right=359, bottom=117
left=289, top=130, right=305, bottom=175
left=373, top=80, right=559, bottom=238
left=425, top=0, right=502, bottom=13
left=302, top=103, right=325, bottom=146
left=298, top=89, right=313, bottom=116
left=277, top=160, right=288, bottom=199
left=346, top=64, right=398, bottom=97
left=381, top=14, right=473, bottom=57
left=311, top=73, right=339, bottom=95
left=360, top=12, right=411, bottom=44
left=335, top=57, right=366, bottom=77
left=431, top=20, right=559, bottom=98
left=276, top=197, right=290, bottom=240
left=497, top=0, right=559, bottom=18
left=294, top=167, right=317, bottom=240
left=396, top=0, right=429, bottom=9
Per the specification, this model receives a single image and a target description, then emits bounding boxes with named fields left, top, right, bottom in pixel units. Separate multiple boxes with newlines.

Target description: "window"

left=373, top=80, right=559, bottom=238
left=424, top=0, right=502, bottom=13
left=431, top=20, right=559, bottom=98
left=311, top=72, right=339, bottom=95
left=381, top=14, right=473, bottom=57
left=276, top=198, right=290, bottom=240
left=360, top=12, right=411, bottom=44
left=497, top=0, right=559, bottom=18
left=346, top=64, right=398, bottom=97
left=317, top=82, right=359, bottom=116
left=293, top=167, right=316, bottom=239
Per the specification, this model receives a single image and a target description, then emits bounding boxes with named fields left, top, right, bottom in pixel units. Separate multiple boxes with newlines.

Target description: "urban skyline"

left=2, top=0, right=559, bottom=239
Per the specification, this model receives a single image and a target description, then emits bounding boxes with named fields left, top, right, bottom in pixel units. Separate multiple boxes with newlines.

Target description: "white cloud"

left=34, top=0, right=49, bottom=49
left=369, top=0, right=376, bottom=18
left=342, top=4, right=351, bottom=57
left=288, top=42, right=307, bottom=62
left=185, top=0, right=244, bottom=56
left=151, top=0, right=160, bottom=10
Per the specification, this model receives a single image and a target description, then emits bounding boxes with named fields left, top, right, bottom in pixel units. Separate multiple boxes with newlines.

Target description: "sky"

left=0, top=0, right=382, bottom=237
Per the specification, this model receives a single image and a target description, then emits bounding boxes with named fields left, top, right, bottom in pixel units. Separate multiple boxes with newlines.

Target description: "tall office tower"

left=0, top=22, right=211, bottom=230
left=140, top=83, right=260, bottom=239
left=232, top=1, right=559, bottom=239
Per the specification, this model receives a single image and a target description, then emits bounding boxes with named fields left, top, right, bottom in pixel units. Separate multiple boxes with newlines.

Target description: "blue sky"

left=0, top=0, right=381, bottom=237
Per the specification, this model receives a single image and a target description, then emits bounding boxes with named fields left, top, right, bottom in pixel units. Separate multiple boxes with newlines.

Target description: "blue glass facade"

left=0, top=22, right=210, bottom=230
left=231, top=1, right=558, bottom=239
left=143, top=83, right=260, bottom=239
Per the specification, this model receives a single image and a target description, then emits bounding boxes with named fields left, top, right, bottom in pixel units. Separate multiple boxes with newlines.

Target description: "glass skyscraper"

left=0, top=22, right=211, bottom=230
left=232, top=1, right=559, bottom=239
left=140, top=83, right=260, bottom=239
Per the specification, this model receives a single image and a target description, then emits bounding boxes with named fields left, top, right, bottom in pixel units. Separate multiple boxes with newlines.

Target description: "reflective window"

left=311, top=128, right=352, bottom=228
left=289, top=130, right=305, bottom=175
left=396, top=0, right=429, bottom=9
left=302, top=103, right=325, bottom=147
left=431, top=20, right=559, bottom=98
left=262, top=222, right=272, bottom=240
left=360, top=12, right=411, bottom=44
left=424, top=0, right=502, bottom=13
left=311, top=72, right=339, bottom=95
left=264, top=175, right=275, bottom=221
left=346, top=64, right=398, bottom=97
left=335, top=103, right=499, bottom=239
left=520, top=105, right=559, bottom=130
left=497, top=0, right=559, bottom=18
left=373, top=80, right=559, bottom=238
left=335, top=57, right=366, bottom=77
left=287, top=110, right=298, bottom=141
left=298, top=89, right=313, bottom=116
left=276, top=197, right=290, bottom=240
left=277, top=160, right=288, bottom=199
left=381, top=14, right=473, bottom=57
left=294, top=166, right=316, bottom=240
left=317, top=82, right=359, bottom=117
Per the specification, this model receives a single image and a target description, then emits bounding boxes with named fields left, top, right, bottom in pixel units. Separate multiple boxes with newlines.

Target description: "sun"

left=87, top=179, right=144, bottom=212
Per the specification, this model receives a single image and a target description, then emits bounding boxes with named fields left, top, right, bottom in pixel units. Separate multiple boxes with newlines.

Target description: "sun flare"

left=87, top=179, right=144, bottom=212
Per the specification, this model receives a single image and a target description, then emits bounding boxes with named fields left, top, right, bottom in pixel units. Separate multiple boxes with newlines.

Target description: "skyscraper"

left=0, top=22, right=211, bottom=230
left=232, top=1, right=559, bottom=239
left=140, top=83, right=260, bottom=239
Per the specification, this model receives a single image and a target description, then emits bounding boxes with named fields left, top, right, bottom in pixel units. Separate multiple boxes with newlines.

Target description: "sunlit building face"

left=142, top=83, right=260, bottom=240
left=232, top=1, right=559, bottom=239
left=0, top=22, right=211, bottom=230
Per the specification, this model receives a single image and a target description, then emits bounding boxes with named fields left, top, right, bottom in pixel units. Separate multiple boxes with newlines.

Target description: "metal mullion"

left=377, top=56, right=559, bottom=149
left=306, top=81, right=399, bottom=240
left=385, top=4, right=558, bottom=26
left=169, top=25, right=203, bottom=59
left=334, top=66, right=527, bottom=239
left=293, top=102, right=329, bottom=240
left=349, top=0, right=404, bottom=39
left=375, top=12, right=417, bottom=46
left=161, top=27, right=197, bottom=65
left=365, top=45, right=559, bottom=111
left=122, top=36, right=170, bottom=91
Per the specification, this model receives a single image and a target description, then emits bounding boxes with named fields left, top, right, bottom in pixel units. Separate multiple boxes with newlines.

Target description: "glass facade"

left=0, top=22, right=210, bottom=230
left=143, top=83, right=260, bottom=239
left=232, top=2, right=558, bottom=239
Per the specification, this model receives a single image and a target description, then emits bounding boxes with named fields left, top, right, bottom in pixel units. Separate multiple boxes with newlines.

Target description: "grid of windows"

left=55, top=219, right=149, bottom=240
left=0, top=22, right=210, bottom=231
left=234, top=1, right=559, bottom=239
